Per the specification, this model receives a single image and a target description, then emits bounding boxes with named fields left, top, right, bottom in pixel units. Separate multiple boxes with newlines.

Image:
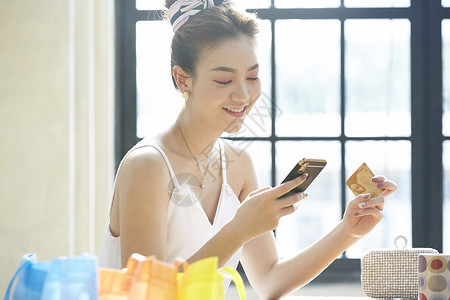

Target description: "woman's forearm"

left=186, top=219, right=247, bottom=267
left=264, top=221, right=360, bottom=299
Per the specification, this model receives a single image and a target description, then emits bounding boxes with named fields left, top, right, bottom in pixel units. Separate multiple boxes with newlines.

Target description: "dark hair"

left=164, top=1, right=259, bottom=90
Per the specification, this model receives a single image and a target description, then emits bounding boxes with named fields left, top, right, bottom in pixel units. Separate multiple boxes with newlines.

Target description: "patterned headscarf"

left=169, top=0, right=230, bottom=32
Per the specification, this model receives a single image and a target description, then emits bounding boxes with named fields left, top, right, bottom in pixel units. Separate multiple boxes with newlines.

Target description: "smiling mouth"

left=223, top=106, right=246, bottom=113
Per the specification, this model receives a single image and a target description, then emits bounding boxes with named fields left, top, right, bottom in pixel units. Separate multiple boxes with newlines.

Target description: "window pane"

left=136, top=21, right=183, bottom=138
left=444, top=25, right=450, bottom=254
left=275, top=0, right=340, bottom=8
left=345, top=141, right=412, bottom=257
left=275, top=20, right=341, bottom=137
left=136, top=0, right=165, bottom=10
left=235, top=0, right=271, bottom=9
left=345, top=19, right=411, bottom=137
left=275, top=141, right=341, bottom=258
left=443, top=0, right=450, bottom=7
left=345, top=0, right=409, bottom=7
left=444, top=141, right=450, bottom=253
left=443, top=20, right=450, bottom=136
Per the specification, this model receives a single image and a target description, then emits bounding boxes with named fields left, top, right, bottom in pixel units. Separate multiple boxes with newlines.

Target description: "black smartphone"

left=278, top=158, right=327, bottom=198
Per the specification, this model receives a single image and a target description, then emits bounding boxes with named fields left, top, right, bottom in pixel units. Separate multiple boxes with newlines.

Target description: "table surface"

left=285, top=297, right=372, bottom=299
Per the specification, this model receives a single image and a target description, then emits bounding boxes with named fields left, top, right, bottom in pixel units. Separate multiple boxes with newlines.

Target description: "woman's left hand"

left=342, top=175, right=398, bottom=238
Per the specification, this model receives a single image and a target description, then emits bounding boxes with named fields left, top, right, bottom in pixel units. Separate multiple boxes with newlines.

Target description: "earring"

left=182, top=91, right=189, bottom=103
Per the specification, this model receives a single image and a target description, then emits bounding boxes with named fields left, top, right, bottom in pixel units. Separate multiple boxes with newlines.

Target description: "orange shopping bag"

left=99, top=254, right=179, bottom=300
left=99, top=253, right=144, bottom=300
left=128, top=256, right=178, bottom=300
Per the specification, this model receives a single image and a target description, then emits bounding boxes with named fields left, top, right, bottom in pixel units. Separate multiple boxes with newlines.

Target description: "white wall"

left=0, top=0, right=114, bottom=294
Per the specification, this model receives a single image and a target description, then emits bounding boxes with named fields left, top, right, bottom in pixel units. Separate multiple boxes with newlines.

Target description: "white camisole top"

left=98, top=139, right=243, bottom=286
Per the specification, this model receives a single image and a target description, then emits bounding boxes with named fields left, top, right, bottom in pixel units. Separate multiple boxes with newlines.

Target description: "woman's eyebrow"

left=210, top=63, right=259, bottom=73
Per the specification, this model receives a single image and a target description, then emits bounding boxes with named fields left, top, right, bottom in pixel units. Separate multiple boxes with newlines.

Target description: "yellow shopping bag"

left=177, top=257, right=246, bottom=300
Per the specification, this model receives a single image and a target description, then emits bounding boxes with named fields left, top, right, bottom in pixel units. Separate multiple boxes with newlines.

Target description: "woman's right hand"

left=232, top=174, right=309, bottom=242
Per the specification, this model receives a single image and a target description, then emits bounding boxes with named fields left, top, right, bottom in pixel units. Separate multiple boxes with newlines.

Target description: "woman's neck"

left=174, top=110, right=221, bottom=165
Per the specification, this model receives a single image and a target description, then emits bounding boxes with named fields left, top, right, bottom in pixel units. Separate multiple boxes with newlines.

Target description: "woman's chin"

left=222, top=118, right=245, bottom=133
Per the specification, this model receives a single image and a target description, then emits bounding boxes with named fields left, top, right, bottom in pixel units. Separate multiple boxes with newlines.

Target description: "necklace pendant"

left=201, top=178, right=205, bottom=189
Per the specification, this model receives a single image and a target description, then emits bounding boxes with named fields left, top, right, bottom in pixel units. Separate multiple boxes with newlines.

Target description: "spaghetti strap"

left=147, top=144, right=180, bottom=188
left=218, top=140, right=227, bottom=184
left=120, top=144, right=180, bottom=188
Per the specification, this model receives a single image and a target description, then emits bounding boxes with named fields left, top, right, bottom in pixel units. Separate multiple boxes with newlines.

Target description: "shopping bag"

left=177, top=256, right=246, bottom=300
left=4, top=253, right=98, bottom=300
left=40, top=254, right=98, bottom=300
left=100, top=253, right=180, bottom=300
left=99, top=253, right=145, bottom=299
left=128, top=255, right=178, bottom=300
left=100, top=254, right=246, bottom=300
left=4, top=253, right=50, bottom=300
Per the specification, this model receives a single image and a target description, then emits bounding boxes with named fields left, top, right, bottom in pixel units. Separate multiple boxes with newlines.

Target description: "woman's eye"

left=247, top=77, right=260, bottom=82
left=214, top=80, right=232, bottom=86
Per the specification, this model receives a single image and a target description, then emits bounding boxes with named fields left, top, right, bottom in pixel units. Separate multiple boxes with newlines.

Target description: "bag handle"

left=174, top=257, right=246, bottom=299
left=173, top=257, right=189, bottom=273
left=3, top=253, right=36, bottom=300
left=219, top=266, right=246, bottom=300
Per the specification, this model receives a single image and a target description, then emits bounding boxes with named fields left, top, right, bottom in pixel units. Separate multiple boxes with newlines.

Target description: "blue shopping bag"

left=4, top=253, right=98, bottom=300
left=4, top=253, right=49, bottom=300
left=40, top=254, right=98, bottom=300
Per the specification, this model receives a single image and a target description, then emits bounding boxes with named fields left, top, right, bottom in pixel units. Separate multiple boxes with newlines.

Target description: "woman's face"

left=188, top=35, right=261, bottom=133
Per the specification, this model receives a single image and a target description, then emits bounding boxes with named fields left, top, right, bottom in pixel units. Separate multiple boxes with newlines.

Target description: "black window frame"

left=114, top=0, right=450, bottom=281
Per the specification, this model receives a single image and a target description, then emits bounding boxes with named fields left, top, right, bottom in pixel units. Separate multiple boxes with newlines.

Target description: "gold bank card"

left=346, top=163, right=381, bottom=198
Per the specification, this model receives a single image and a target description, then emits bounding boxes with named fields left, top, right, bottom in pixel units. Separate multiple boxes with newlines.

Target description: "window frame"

left=114, top=0, right=449, bottom=280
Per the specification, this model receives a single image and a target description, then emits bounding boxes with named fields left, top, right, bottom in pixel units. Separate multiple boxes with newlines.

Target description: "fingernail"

left=358, top=202, right=366, bottom=208
left=377, top=182, right=384, bottom=188
left=371, top=177, right=378, bottom=182
left=363, top=193, right=371, bottom=200
left=297, top=192, right=308, bottom=200
left=300, top=173, right=309, bottom=180
left=354, top=211, right=360, bottom=216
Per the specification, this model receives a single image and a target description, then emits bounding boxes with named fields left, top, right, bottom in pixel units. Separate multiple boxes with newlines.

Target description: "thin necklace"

left=176, top=120, right=211, bottom=189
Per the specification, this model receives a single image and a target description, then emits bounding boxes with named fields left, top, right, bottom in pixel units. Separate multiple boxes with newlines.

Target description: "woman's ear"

left=172, top=65, right=191, bottom=92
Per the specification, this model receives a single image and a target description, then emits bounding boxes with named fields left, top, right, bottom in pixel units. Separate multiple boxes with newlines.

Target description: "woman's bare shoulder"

left=123, top=145, right=166, bottom=173
left=116, top=142, right=172, bottom=198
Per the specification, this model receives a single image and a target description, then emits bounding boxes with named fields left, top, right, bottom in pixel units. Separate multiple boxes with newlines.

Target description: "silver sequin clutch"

left=360, top=236, right=438, bottom=299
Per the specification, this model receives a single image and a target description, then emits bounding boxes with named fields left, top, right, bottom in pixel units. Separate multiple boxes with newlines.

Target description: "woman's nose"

left=231, top=81, right=250, bottom=102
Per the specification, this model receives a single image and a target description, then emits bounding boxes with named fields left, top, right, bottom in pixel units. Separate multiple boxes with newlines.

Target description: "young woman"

left=99, top=1, right=398, bottom=298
